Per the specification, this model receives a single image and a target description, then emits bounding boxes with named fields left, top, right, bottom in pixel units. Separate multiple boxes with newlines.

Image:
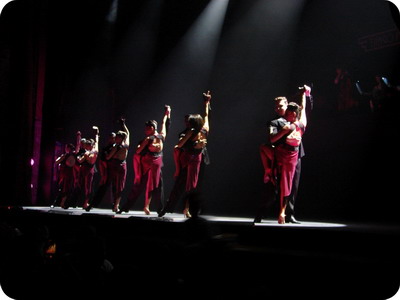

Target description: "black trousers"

left=165, top=169, right=187, bottom=211
left=90, top=182, right=109, bottom=208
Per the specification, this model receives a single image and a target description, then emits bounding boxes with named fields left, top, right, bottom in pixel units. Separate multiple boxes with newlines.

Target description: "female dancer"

left=98, top=132, right=116, bottom=186
left=87, top=118, right=129, bottom=212
left=54, top=143, right=76, bottom=208
left=271, top=89, right=308, bottom=224
left=77, top=126, right=99, bottom=209
left=53, top=131, right=83, bottom=208
left=159, top=91, right=211, bottom=218
left=119, top=106, right=171, bottom=215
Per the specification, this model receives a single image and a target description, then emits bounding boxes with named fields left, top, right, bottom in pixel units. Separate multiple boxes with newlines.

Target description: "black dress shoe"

left=287, top=216, right=301, bottom=224
left=253, top=215, right=262, bottom=224
left=158, top=209, right=167, bottom=218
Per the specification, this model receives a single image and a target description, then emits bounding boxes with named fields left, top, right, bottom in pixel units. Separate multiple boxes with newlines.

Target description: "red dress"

left=108, top=155, right=127, bottom=199
left=79, top=161, right=95, bottom=199
left=133, top=151, right=163, bottom=192
left=179, top=150, right=202, bottom=192
left=275, top=122, right=304, bottom=197
left=58, top=153, right=76, bottom=195
left=122, top=134, right=165, bottom=212
left=179, top=128, right=207, bottom=192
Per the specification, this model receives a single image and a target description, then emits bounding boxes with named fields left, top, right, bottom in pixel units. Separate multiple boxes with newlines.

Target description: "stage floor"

left=25, top=206, right=348, bottom=228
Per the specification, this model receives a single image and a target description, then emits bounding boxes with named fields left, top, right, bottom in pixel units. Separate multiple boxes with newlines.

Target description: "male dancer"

left=256, top=85, right=312, bottom=223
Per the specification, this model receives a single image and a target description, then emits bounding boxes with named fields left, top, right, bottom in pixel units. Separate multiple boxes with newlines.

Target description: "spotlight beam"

left=145, top=0, right=229, bottom=107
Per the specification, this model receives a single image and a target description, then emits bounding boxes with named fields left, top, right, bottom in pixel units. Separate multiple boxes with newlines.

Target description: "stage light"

left=110, top=0, right=163, bottom=104
left=178, top=0, right=229, bottom=72
left=106, top=0, right=118, bottom=24
left=386, top=0, right=400, bottom=11
left=145, top=0, right=229, bottom=105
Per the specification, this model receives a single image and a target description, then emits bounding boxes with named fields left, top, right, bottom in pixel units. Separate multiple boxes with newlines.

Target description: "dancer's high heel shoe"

left=144, top=207, right=151, bottom=215
left=278, top=214, right=286, bottom=224
left=82, top=200, right=89, bottom=210
left=183, top=208, right=191, bottom=218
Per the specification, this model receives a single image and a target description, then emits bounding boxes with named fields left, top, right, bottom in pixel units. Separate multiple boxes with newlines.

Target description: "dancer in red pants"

left=159, top=91, right=211, bottom=218
left=87, top=118, right=129, bottom=212
left=77, top=126, right=99, bottom=209
left=119, top=105, right=171, bottom=215
left=54, top=143, right=77, bottom=208
left=98, top=132, right=116, bottom=186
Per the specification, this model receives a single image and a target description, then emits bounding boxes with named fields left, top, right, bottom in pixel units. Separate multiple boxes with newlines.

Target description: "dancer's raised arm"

left=299, top=85, right=310, bottom=128
left=119, top=117, right=130, bottom=147
left=202, top=90, right=211, bottom=133
left=160, top=105, right=171, bottom=139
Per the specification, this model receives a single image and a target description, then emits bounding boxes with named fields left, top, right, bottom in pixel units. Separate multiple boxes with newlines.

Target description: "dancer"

left=118, top=105, right=171, bottom=215
left=74, top=132, right=86, bottom=195
left=256, top=86, right=312, bottom=224
left=255, top=97, right=287, bottom=223
left=159, top=91, right=211, bottom=218
left=53, top=131, right=83, bottom=208
left=271, top=89, right=308, bottom=224
left=77, top=126, right=99, bottom=209
left=53, top=143, right=77, bottom=208
left=87, top=118, right=129, bottom=212
left=98, top=132, right=116, bottom=186
left=173, top=114, right=191, bottom=179
left=259, top=97, right=288, bottom=185
left=334, top=66, right=357, bottom=111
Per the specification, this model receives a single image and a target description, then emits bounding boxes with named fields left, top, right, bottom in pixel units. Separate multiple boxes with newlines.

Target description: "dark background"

left=1, top=0, right=399, bottom=223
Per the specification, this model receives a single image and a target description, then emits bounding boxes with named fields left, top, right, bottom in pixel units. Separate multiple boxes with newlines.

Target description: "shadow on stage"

left=0, top=206, right=399, bottom=299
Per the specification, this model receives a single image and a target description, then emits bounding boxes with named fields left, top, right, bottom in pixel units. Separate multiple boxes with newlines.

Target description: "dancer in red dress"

left=87, top=118, right=129, bottom=212
left=54, top=143, right=77, bottom=208
left=119, top=106, right=171, bottom=215
left=53, top=130, right=84, bottom=208
left=159, top=91, right=211, bottom=218
left=98, top=132, right=116, bottom=186
left=271, top=89, right=308, bottom=224
left=77, top=126, right=99, bottom=209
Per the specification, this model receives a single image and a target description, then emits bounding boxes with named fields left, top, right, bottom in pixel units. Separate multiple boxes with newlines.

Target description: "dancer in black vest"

left=159, top=91, right=211, bottom=218
left=86, top=118, right=130, bottom=212
left=118, top=106, right=171, bottom=215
